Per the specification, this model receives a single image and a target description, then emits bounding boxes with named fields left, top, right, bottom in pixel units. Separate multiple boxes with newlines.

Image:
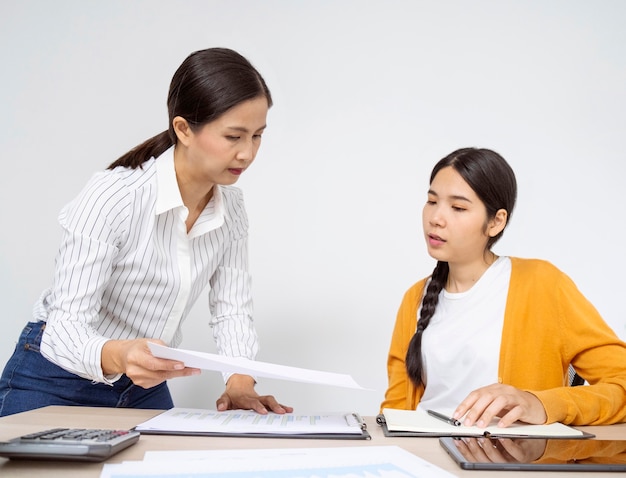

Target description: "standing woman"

left=381, top=147, right=626, bottom=427
left=0, top=48, right=292, bottom=416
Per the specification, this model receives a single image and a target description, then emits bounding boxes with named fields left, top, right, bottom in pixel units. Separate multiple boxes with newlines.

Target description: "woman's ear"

left=488, top=209, right=508, bottom=237
left=172, top=116, right=193, bottom=146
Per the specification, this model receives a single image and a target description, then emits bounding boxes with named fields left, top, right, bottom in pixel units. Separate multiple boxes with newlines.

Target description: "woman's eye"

left=426, top=200, right=436, bottom=205
left=452, top=206, right=466, bottom=212
left=226, top=136, right=240, bottom=141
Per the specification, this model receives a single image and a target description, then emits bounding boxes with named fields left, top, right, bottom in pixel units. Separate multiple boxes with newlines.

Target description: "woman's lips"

left=427, top=233, right=446, bottom=246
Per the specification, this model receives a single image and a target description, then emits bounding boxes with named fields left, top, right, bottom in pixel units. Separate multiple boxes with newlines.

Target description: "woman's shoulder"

left=509, top=257, right=575, bottom=292
left=220, top=185, right=244, bottom=203
left=99, top=157, right=158, bottom=191
left=62, top=160, right=158, bottom=220
left=510, top=256, right=563, bottom=276
left=219, top=185, right=247, bottom=218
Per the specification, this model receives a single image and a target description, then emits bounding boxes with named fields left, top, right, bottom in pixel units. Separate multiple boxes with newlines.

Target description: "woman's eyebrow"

left=226, top=125, right=267, bottom=133
left=428, top=189, right=473, bottom=203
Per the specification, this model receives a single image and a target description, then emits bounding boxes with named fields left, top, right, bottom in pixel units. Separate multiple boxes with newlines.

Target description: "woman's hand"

left=453, top=383, right=547, bottom=428
left=216, top=374, right=293, bottom=415
left=102, top=338, right=200, bottom=388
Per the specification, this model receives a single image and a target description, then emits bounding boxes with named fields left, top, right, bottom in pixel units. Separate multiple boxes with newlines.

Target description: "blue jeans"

left=0, top=321, right=173, bottom=417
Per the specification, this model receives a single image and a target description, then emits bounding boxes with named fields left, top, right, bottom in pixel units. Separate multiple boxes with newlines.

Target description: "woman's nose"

left=429, top=210, right=445, bottom=227
left=237, top=140, right=256, bottom=162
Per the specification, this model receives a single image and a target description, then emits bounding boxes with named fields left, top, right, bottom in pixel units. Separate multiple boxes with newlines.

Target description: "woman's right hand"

left=101, top=338, right=200, bottom=388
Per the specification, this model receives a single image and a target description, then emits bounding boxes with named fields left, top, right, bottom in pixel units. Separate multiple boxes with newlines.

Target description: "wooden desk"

left=1, top=406, right=625, bottom=477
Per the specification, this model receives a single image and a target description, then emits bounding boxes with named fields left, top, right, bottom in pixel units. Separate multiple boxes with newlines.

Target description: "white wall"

left=1, top=0, right=624, bottom=416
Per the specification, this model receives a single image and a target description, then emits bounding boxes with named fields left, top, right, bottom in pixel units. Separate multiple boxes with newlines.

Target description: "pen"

left=427, top=409, right=462, bottom=427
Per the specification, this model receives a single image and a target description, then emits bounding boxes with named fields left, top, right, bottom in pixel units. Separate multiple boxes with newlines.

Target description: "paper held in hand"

left=148, top=343, right=369, bottom=390
left=380, top=408, right=593, bottom=439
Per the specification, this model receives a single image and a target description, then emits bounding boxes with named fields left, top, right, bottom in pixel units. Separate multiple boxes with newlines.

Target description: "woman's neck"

left=174, top=145, right=215, bottom=232
left=446, top=252, right=498, bottom=293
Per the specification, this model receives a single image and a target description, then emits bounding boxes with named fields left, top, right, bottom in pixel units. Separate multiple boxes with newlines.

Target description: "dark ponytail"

left=405, top=147, right=517, bottom=387
left=108, top=47, right=272, bottom=170
left=108, top=131, right=173, bottom=170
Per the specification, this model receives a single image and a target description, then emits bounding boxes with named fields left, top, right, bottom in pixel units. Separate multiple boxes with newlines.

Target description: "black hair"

left=405, top=147, right=518, bottom=387
left=108, top=47, right=272, bottom=170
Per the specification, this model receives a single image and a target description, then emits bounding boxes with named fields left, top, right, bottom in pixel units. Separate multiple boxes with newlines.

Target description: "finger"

left=475, top=397, right=513, bottom=428
left=495, top=406, right=523, bottom=428
left=166, top=367, right=202, bottom=379
left=225, top=395, right=271, bottom=415
left=246, top=398, right=270, bottom=415
left=128, top=366, right=200, bottom=389
left=462, top=396, right=494, bottom=427
left=455, top=386, right=498, bottom=425
left=454, top=392, right=480, bottom=421
left=146, top=357, right=188, bottom=372
left=216, top=393, right=231, bottom=411
left=470, top=389, right=516, bottom=427
left=257, top=396, right=291, bottom=414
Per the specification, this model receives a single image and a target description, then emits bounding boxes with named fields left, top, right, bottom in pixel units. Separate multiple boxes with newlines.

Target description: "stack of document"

left=134, top=408, right=371, bottom=440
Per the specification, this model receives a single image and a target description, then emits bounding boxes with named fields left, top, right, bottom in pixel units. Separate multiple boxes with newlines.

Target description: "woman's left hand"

left=215, top=374, right=293, bottom=415
left=453, top=383, right=547, bottom=428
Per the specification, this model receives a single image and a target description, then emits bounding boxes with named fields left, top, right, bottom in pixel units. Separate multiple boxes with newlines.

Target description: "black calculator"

left=0, top=427, right=140, bottom=462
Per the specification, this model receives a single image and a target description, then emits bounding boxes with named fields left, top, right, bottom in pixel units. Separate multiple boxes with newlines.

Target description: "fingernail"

left=174, top=364, right=184, bottom=370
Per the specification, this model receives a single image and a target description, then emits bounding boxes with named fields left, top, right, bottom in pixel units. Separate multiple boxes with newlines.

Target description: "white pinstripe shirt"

left=35, top=146, right=258, bottom=384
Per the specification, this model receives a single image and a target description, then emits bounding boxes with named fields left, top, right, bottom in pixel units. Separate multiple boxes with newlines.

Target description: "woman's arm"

left=380, top=281, right=425, bottom=411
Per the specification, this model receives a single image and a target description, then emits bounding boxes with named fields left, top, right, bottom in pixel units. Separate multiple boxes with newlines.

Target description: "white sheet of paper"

left=100, top=446, right=458, bottom=478
left=148, top=343, right=369, bottom=390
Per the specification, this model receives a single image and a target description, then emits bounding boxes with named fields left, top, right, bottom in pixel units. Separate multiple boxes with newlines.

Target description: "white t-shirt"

left=418, top=256, right=512, bottom=413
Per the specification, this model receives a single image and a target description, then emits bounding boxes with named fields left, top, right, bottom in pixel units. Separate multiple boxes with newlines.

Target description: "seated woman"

left=381, top=147, right=626, bottom=427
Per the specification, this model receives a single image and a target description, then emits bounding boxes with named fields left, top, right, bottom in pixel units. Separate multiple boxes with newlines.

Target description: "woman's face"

left=422, top=166, right=494, bottom=267
left=176, top=96, right=269, bottom=188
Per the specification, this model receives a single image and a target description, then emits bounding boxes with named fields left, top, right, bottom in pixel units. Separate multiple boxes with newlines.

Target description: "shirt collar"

left=155, top=146, right=184, bottom=215
left=155, top=146, right=225, bottom=236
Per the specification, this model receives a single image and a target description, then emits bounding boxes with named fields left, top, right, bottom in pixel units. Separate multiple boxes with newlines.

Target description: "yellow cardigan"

left=381, top=257, right=626, bottom=425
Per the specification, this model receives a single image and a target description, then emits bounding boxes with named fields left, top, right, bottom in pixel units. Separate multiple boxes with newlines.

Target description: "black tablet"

left=440, top=436, right=626, bottom=472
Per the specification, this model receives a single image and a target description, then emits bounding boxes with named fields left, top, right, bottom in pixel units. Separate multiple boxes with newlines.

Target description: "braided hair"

left=405, top=147, right=517, bottom=387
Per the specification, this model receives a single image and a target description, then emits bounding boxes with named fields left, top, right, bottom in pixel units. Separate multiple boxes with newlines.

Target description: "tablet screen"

left=439, top=436, right=626, bottom=472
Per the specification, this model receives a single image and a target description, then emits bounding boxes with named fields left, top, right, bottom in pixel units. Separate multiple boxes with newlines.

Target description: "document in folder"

left=135, top=408, right=371, bottom=440
left=148, top=343, right=368, bottom=390
left=379, top=408, right=593, bottom=439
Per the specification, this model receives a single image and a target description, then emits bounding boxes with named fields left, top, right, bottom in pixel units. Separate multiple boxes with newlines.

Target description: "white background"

left=1, top=1, right=624, bottom=416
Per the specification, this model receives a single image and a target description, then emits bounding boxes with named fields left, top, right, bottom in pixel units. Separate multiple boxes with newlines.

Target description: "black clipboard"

left=137, top=428, right=371, bottom=440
